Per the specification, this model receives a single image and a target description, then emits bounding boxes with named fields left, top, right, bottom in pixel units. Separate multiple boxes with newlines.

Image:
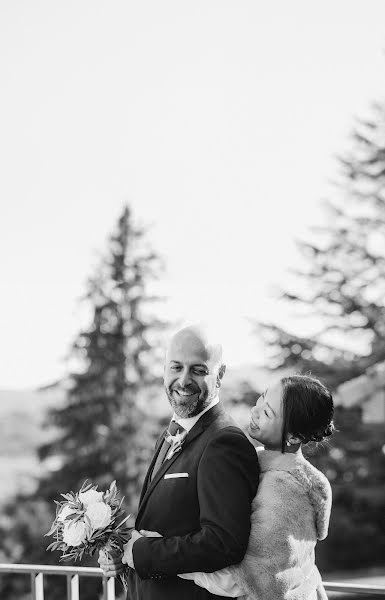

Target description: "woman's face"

left=248, top=381, right=284, bottom=449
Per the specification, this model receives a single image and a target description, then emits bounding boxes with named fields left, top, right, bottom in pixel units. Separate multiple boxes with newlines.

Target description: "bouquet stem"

left=100, top=543, right=129, bottom=591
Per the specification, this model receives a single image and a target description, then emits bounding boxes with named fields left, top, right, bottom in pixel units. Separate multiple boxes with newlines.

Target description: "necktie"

left=151, top=420, right=186, bottom=480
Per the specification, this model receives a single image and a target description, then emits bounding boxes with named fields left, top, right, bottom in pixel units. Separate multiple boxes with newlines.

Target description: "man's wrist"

left=131, top=536, right=155, bottom=579
left=122, top=530, right=143, bottom=570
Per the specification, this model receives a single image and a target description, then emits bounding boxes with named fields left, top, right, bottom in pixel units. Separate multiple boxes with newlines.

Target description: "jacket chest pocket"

left=164, top=472, right=189, bottom=480
left=160, top=472, right=194, bottom=503
left=147, top=472, right=200, bottom=529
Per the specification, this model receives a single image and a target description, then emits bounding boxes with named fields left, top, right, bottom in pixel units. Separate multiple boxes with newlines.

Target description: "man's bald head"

left=166, top=325, right=224, bottom=371
left=164, top=324, right=226, bottom=418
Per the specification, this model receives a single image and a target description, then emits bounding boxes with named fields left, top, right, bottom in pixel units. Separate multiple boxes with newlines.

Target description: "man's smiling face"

left=164, top=327, right=224, bottom=418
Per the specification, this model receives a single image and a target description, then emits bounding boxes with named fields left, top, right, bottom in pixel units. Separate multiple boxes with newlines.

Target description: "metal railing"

left=0, top=564, right=385, bottom=599
left=0, top=564, right=116, bottom=600
left=324, top=581, right=385, bottom=596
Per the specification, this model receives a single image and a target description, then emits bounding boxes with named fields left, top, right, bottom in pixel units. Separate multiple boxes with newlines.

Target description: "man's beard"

left=165, top=385, right=211, bottom=418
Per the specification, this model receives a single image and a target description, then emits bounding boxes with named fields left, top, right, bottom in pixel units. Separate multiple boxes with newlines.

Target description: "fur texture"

left=231, top=448, right=332, bottom=600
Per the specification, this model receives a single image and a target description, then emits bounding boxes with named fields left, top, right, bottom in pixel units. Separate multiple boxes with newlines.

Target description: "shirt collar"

left=173, top=395, right=220, bottom=432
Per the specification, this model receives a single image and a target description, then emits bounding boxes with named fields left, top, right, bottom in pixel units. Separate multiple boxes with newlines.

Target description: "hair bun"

left=324, top=422, right=335, bottom=438
left=309, top=421, right=335, bottom=443
left=280, top=375, right=335, bottom=450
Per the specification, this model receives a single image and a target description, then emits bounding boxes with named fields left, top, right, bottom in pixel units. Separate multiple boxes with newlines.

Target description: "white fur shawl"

left=232, top=448, right=332, bottom=600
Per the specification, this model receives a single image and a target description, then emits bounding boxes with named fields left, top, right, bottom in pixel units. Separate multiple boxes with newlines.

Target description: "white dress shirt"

left=178, top=569, right=243, bottom=597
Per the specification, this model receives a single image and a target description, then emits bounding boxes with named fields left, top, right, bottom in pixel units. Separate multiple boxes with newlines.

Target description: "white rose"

left=63, top=520, right=88, bottom=547
left=85, top=502, right=112, bottom=530
left=79, top=489, right=104, bottom=507
left=57, top=505, right=76, bottom=523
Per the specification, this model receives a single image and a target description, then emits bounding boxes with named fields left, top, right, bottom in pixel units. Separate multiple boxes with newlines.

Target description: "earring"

left=286, top=440, right=291, bottom=447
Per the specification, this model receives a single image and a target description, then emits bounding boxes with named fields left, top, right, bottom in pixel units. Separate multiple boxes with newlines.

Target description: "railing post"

left=66, top=573, right=80, bottom=600
left=102, top=576, right=115, bottom=600
left=31, top=572, right=44, bottom=600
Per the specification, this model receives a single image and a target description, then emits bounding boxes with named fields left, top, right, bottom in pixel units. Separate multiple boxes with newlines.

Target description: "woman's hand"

left=139, top=529, right=163, bottom=537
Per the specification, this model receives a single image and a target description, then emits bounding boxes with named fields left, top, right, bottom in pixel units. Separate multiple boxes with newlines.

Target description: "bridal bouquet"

left=45, top=480, right=132, bottom=588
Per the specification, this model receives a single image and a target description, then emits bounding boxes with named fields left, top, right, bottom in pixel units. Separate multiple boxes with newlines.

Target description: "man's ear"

left=216, top=364, right=226, bottom=387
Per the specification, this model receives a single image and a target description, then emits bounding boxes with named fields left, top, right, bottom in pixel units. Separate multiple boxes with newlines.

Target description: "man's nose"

left=179, top=368, right=192, bottom=387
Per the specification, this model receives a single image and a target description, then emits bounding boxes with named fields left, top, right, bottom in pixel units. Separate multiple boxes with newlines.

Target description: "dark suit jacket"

left=126, top=403, right=259, bottom=600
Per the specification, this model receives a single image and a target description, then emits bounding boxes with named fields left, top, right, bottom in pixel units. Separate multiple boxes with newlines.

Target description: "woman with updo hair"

left=177, top=374, right=335, bottom=600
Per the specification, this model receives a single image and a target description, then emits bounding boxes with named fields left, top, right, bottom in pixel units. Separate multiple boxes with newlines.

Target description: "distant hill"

left=0, top=387, right=65, bottom=417
left=0, top=387, right=64, bottom=502
left=0, top=364, right=267, bottom=421
left=0, top=365, right=267, bottom=502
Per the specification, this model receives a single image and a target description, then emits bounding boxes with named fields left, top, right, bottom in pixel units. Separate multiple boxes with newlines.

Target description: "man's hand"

left=122, top=529, right=143, bottom=569
left=98, top=548, right=125, bottom=578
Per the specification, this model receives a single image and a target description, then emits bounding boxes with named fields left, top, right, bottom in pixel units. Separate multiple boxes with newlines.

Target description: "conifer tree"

left=254, top=103, right=385, bottom=575
left=37, top=205, right=166, bottom=504
left=257, top=103, right=385, bottom=389
left=0, top=205, right=167, bottom=600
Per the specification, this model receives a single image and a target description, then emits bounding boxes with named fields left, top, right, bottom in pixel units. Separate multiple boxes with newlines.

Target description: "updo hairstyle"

left=280, top=375, right=335, bottom=453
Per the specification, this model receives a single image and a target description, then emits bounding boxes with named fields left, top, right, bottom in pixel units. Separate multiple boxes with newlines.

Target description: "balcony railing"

left=0, top=564, right=385, bottom=599
left=324, top=581, right=385, bottom=597
left=0, top=564, right=116, bottom=600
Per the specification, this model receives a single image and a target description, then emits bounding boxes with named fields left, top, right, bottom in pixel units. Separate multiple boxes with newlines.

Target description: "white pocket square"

left=164, top=472, right=189, bottom=479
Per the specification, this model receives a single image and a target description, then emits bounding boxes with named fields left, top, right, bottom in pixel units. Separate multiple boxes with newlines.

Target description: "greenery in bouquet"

left=45, top=480, right=131, bottom=588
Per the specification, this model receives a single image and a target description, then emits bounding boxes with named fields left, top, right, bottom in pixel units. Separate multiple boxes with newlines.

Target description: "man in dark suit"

left=99, top=325, right=259, bottom=599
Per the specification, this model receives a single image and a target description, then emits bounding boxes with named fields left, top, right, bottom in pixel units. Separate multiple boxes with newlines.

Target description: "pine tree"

left=0, top=205, right=167, bottom=600
left=257, top=103, right=385, bottom=390
left=37, top=205, right=166, bottom=504
left=307, top=406, right=385, bottom=573
left=254, top=102, right=385, bottom=575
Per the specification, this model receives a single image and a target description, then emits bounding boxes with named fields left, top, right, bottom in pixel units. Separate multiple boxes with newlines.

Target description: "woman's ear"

left=286, top=435, right=301, bottom=447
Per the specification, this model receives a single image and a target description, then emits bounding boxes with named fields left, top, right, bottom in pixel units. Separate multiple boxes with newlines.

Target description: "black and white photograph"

left=0, top=1, right=384, bottom=599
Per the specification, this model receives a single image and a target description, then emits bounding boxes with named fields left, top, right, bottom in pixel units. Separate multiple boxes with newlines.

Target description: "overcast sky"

left=1, top=0, right=385, bottom=388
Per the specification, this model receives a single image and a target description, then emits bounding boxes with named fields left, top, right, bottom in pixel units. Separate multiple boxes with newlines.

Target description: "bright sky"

left=1, top=0, right=385, bottom=388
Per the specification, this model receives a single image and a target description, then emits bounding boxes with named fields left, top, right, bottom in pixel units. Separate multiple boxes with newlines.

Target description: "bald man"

left=99, top=326, right=259, bottom=600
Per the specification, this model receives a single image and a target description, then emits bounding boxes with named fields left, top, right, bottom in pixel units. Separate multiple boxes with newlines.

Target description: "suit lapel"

left=137, top=442, right=186, bottom=519
left=137, top=403, right=226, bottom=518
left=183, top=402, right=226, bottom=447
left=139, top=429, right=168, bottom=504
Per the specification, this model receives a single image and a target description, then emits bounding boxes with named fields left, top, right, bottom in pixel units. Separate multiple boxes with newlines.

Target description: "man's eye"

left=170, top=366, right=181, bottom=371
left=194, top=369, right=207, bottom=376
left=264, top=410, right=270, bottom=417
